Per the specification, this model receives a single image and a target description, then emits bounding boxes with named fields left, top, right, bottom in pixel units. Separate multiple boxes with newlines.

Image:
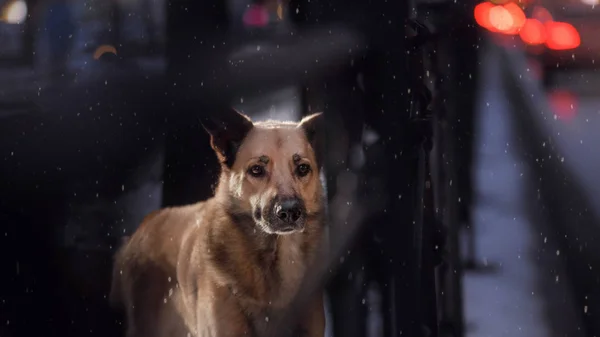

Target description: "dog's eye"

left=296, top=164, right=311, bottom=177
left=248, top=165, right=265, bottom=177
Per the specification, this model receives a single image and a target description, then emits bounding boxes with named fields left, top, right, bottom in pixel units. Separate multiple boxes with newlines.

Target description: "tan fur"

left=110, top=114, right=327, bottom=337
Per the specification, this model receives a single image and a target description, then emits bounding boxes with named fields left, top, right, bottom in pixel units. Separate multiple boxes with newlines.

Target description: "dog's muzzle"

left=267, top=196, right=306, bottom=233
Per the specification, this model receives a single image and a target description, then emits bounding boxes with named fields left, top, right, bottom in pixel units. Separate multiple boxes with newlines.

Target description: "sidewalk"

left=463, top=42, right=584, bottom=337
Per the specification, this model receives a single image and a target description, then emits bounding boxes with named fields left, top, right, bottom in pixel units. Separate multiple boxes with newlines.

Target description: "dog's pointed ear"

left=298, top=112, right=325, bottom=167
left=201, top=108, right=254, bottom=168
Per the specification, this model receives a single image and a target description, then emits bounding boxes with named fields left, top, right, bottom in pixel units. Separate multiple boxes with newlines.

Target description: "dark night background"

left=1, top=0, right=599, bottom=336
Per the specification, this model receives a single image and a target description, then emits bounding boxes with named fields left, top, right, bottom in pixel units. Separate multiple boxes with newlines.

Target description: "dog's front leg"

left=296, top=293, right=326, bottom=337
left=198, top=297, right=252, bottom=337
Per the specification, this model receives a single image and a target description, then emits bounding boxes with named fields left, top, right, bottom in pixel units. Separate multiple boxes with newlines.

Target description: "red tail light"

left=474, top=1, right=526, bottom=34
left=545, top=21, right=581, bottom=50
left=548, top=90, right=578, bottom=122
left=502, top=3, right=527, bottom=34
left=519, top=19, right=546, bottom=45
left=474, top=2, right=496, bottom=31
left=474, top=1, right=581, bottom=51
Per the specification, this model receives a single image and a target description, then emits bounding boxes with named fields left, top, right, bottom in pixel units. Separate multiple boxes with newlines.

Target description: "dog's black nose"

left=274, top=198, right=303, bottom=223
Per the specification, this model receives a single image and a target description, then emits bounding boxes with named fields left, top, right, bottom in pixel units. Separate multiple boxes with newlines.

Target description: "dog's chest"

left=246, top=305, right=308, bottom=337
left=270, top=238, right=306, bottom=305
left=278, top=241, right=304, bottom=278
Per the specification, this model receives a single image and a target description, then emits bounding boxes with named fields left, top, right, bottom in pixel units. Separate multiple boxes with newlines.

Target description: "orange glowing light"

left=1, top=0, right=27, bottom=24
left=93, top=44, right=118, bottom=60
left=545, top=21, right=580, bottom=50
left=475, top=2, right=531, bottom=35
left=276, top=3, right=283, bottom=20
left=474, top=2, right=495, bottom=31
left=502, top=2, right=526, bottom=35
left=489, top=5, right=514, bottom=32
left=519, top=19, right=546, bottom=45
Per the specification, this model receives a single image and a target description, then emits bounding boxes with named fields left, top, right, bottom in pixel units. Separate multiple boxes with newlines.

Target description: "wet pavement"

left=543, top=71, right=600, bottom=213
left=463, top=42, right=589, bottom=337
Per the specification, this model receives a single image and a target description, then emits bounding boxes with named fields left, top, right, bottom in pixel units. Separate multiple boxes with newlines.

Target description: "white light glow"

left=581, top=0, right=599, bottom=6
left=2, top=0, right=28, bottom=24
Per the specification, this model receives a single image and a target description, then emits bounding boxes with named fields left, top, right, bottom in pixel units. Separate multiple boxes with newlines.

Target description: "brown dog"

left=110, top=109, right=327, bottom=337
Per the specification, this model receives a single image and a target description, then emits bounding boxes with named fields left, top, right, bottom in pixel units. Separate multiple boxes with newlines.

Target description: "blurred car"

left=474, top=0, right=598, bottom=74
left=534, top=0, right=599, bottom=69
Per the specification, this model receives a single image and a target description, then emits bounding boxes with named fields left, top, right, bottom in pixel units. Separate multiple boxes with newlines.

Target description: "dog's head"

left=202, top=109, right=325, bottom=235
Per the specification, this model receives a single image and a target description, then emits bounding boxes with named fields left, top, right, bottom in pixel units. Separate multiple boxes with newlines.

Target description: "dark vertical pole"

left=286, top=2, right=372, bottom=336
left=109, top=0, right=121, bottom=48
left=451, top=3, right=479, bottom=270
left=21, top=0, right=39, bottom=66
left=447, top=5, right=478, bottom=334
left=360, top=4, right=421, bottom=336
left=320, top=68, right=369, bottom=337
left=163, top=0, right=230, bottom=207
left=298, top=0, right=415, bottom=336
left=142, top=0, right=157, bottom=51
left=166, top=0, right=229, bottom=77
left=427, top=1, right=479, bottom=335
left=291, top=1, right=414, bottom=336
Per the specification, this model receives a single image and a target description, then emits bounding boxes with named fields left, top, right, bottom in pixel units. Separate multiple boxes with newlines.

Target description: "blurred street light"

left=1, top=0, right=27, bottom=24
